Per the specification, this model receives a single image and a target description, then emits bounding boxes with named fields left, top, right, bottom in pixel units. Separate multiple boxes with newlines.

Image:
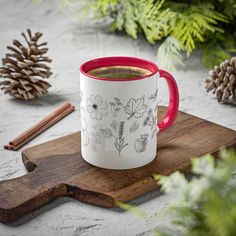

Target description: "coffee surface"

left=88, top=66, right=151, bottom=79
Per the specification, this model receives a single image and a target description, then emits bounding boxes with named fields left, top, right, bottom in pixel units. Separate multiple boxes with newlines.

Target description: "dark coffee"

left=88, top=66, right=151, bottom=79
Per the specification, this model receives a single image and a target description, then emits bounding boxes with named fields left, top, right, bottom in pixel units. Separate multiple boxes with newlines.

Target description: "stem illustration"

left=114, top=121, right=128, bottom=155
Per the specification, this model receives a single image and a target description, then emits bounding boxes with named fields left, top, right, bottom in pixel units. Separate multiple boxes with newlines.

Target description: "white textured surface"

left=0, top=1, right=235, bottom=235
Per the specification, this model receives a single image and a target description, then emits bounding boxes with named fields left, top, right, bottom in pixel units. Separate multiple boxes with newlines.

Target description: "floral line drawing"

left=134, top=134, right=149, bottom=153
left=87, top=95, right=108, bottom=120
left=82, top=130, right=89, bottom=146
left=143, top=108, right=155, bottom=130
left=100, top=127, right=114, bottom=138
left=90, top=130, right=98, bottom=152
left=109, top=97, right=123, bottom=118
left=110, top=119, right=119, bottom=134
left=88, top=122, right=116, bottom=152
left=81, top=106, right=89, bottom=147
left=150, top=114, right=157, bottom=138
left=148, top=88, right=158, bottom=101
left=114, top=121, right=128, bottom=155
left=129, top=121, right=140, bottom=134
left=151, top=128, right=157, bottom=138
left=90, top=124, right=108, bottom=151
left=124, top=95, right=148, bottom=120
left=154, top=104, right=158, bottom=113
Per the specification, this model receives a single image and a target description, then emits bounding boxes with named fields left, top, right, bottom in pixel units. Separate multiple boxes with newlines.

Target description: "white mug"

left=80, top=57, right=179, bottom=169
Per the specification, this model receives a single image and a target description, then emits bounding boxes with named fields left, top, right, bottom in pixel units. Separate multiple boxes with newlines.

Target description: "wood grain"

left=0, top=106, right=235, bottom=223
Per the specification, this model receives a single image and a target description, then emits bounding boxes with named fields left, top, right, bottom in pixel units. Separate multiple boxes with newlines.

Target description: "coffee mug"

left=80, top=57, right=179, bottom=169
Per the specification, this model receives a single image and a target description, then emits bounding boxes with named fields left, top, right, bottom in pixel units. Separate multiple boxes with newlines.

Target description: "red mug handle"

left=157, top=69, right=179, bottom=132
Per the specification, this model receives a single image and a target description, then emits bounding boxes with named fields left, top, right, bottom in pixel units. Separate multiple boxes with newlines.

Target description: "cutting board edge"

left=1, top=107, right=236, bottom=223
left=109, top=141, right=236, bottom=204
left=21, top=107, right=236, bottom=188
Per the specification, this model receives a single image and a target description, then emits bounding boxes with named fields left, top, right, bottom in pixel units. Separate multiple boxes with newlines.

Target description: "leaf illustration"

left=124, top=95, right=148, bottom=120
left=114, top=97, right=120, bottom=102
left=109, top=102, right=116, bottom=106
left=143, top=108, right=155, bottom=130
left=129, top=121, right=140, bottom=133
left=151, top=128, right=157, bottom=138
left=110, top=98, right=123, bottom=117
left=114, top=141, right=119, bottom=150
left=111, top=119, right=119, bottom=133
left=100, top=128, right=113, bottom=138
left=116, top=101, right=123, bottom=106
left=155, top=104, right=158, bottom=112
left=148, top=89, right=158, bottom=101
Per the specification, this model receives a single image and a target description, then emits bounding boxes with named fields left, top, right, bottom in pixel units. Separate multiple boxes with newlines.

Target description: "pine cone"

left=0, top=29, right=53, bottom=100
left=206, top=57, right=236, bottom=104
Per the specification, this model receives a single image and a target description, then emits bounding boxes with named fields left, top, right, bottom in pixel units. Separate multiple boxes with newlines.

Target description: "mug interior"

left=80, top=56, right=158, bottom=81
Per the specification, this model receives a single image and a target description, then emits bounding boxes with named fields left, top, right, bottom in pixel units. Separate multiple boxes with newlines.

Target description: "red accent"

left=80, top=56, right=158, bottom=81
left=157, top=70, right=179, bottom=132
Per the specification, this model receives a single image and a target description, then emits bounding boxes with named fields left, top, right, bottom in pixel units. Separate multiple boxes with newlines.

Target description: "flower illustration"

left=87, top=95, right=108, bottom=120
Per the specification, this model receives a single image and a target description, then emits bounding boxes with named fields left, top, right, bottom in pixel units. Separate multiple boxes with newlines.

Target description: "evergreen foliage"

left=154, top=149, right=236, bottom=236
left=85, top=0, right=236, bottom=70
left=118, top=149, right=236, bottom=236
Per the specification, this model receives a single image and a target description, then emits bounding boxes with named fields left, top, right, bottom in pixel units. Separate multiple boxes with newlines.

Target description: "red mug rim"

left=80, top=56, right=158, bottom=81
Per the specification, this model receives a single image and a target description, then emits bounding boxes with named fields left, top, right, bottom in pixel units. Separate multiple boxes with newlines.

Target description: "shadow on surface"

left=3, top=187, right=165, bottom=225
left=111, top=187, right=164, bottom=213
left=8, top=92, right=68, bottom=107
left=5, top=197, right=73, bottom=226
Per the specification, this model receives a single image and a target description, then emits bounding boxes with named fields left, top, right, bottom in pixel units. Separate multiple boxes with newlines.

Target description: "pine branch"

left=89, top=0, right=119, bottom=16
left=201, top=33, right=236, bottom=68
left=40, top=0, right=236, bottom=69
left=134, top=0, right=174, bottom=43
left=157, top=36, right=184, bottom=70
left=111, top=0, right=174, bottom=43
left=153, top=149, right=236, bottom=236
left=116, top=149, right=236, bottom=236
left=169, top=3, right=228, bottom=57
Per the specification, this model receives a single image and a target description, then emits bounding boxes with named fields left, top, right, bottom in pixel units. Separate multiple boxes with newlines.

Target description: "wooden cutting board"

left=0, top=106, right=235, bottom=223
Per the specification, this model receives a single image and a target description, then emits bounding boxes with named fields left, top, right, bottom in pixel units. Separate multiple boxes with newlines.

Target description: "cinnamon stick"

left=4, top=102, right=75, bottom=151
